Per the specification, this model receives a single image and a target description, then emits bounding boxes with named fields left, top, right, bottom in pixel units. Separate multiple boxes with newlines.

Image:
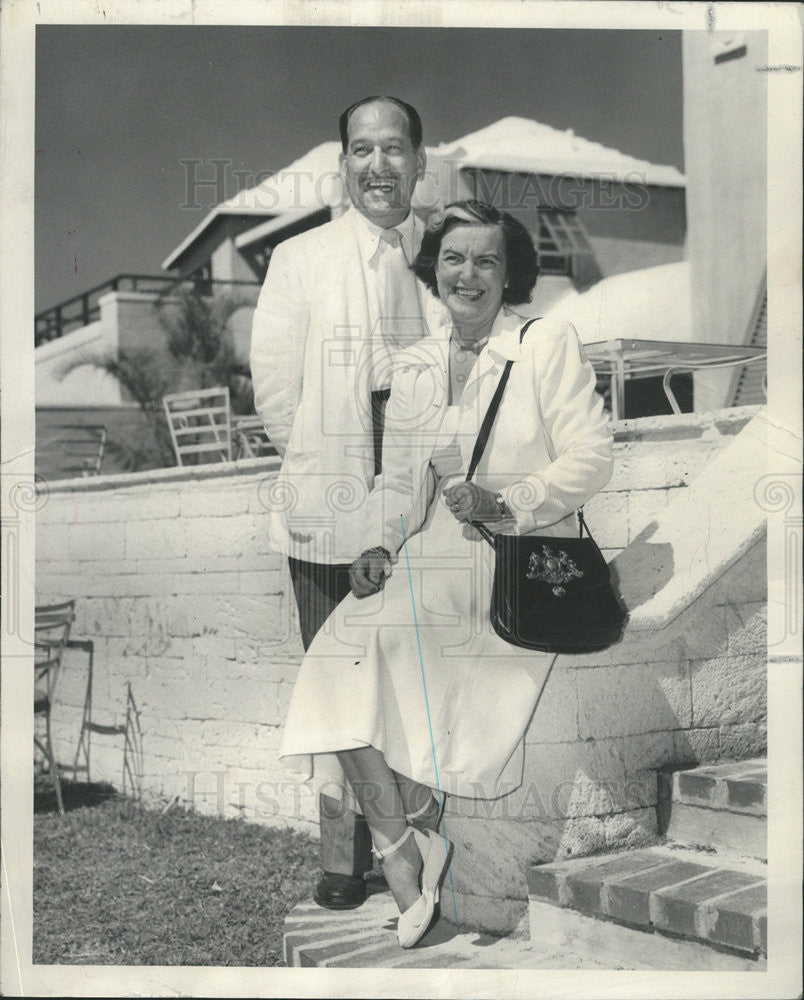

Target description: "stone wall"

left=35, top=406, right=767, bottom=934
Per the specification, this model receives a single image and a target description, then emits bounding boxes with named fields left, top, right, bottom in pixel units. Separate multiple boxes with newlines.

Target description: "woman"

left=280, top=200, right=613, bottom=947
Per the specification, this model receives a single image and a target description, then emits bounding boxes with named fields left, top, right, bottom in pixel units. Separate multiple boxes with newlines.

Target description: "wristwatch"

left=364, top=545, right=392, bottom=561
left=494, top=493, right=508, bottom=518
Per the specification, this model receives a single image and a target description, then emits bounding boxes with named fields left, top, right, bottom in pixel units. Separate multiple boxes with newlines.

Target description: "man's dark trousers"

left=287, top=556, right=374, bottom=888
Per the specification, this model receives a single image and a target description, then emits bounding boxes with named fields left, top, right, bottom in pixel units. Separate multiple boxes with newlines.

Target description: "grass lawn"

left=33, top=780, right=319, bottom=966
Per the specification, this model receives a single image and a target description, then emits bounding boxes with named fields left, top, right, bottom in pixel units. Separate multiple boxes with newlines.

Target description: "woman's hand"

left=349, top=546, right=393, bottom=598
left=442, top=482, right=507, bottom=523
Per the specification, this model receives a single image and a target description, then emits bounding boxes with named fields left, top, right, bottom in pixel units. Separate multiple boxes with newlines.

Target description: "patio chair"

left=36, top=424, right=107, bottom=481
left=61, top=634, right=101, bottom=784
left=232, top=414, right=278, bottom=459
left=163, top=387, right=232, bottom=465
left=68, top=654, right=141, bottom=797
left=34, top=599, right=76, bottom=814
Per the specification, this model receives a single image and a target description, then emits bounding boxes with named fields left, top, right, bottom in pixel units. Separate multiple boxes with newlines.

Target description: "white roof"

left=219, top=141, right=344, bottom=215
left=162, top=141, right=344, bottom=269
left=163, top=117, right=685, bottom=269
left=543, top=261, right=693, bottom=345
left=436, top=116, right=685, bottom=188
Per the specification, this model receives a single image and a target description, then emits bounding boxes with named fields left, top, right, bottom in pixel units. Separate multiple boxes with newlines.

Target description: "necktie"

left=375, top=228, right=426, bottom=350
left=368, top=229, right=427, bottom=475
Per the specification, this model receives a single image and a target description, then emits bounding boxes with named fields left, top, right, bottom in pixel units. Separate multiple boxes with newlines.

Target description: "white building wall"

left=683, top=31, right=768, bottom=409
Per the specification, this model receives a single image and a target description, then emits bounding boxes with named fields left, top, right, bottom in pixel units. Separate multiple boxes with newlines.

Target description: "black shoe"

left=313, top=871, right=367, bottom=910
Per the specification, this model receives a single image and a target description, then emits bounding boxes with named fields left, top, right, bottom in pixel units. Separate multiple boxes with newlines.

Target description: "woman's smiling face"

left=435, top=223, right=507, bottom=340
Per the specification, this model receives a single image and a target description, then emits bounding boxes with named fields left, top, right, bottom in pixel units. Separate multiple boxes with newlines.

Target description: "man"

left=250, top=97, right=432, bottom=910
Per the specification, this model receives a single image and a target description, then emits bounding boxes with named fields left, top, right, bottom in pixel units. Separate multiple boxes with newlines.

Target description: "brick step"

left=527, top=845, right=766, bottom=959
left=283, top=883, right=762, bottom=971
left=671, top=758, right=767, bottom=814
left=664, top=758, right=767, bottom=860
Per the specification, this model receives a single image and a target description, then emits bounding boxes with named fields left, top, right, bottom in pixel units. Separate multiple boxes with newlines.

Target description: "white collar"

left=486, top=307, right=533, bottom=361
left=391, top=306, right=535, bottom=380
left=349, top=207, right=418, bottom=265
left=432, top=305, right=531, bottom=359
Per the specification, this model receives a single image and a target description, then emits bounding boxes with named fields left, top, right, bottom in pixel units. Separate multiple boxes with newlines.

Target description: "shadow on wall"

left=609, top=520, right=675, bottom=612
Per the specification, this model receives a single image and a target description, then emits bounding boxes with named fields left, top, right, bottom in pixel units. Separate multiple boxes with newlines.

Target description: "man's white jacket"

left=250, top=208, right=436, bottom=563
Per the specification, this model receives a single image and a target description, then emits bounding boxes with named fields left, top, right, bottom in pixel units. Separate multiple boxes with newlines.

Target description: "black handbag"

left=466, top=321, right=626, bottom=653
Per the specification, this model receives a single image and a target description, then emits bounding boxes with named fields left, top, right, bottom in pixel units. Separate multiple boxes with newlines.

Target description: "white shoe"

left=397, top=828, right=453, bottom=949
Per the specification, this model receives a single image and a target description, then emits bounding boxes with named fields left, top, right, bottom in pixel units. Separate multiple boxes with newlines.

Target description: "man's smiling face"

left=339, top=100, right=425, bottom=229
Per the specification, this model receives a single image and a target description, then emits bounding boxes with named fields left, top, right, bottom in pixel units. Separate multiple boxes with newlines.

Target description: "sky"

left=35, top=26, right=683, bottom=313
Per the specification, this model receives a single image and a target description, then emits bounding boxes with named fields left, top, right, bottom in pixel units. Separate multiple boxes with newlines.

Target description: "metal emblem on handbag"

left=526, top=546, right=584, bottom=596
left=465, top=319, right=627, bottom=654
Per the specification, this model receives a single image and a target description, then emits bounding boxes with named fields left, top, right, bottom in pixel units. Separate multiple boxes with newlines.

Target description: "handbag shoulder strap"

left=465, top=318, right=538, bottom=483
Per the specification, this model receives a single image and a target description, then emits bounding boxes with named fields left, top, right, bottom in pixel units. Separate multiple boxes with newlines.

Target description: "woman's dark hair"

left=412, top=200, right=540, bottom=306
left=339, top=96, right=423, bottom=151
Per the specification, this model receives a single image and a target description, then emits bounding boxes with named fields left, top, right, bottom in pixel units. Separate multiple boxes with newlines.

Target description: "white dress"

left=281, top=417, right=553, bottom=802
left=280, top=312, right=611, bottom=804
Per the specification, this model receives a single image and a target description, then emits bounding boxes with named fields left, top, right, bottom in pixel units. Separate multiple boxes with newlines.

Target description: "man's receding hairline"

left=345, top=98, right=415, bottom=143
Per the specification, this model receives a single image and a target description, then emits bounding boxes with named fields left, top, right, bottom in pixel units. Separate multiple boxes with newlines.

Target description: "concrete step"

left=527, top=845, right=766, bottom=960
left=283, top=876, right=763, bottom=971
left=665, top=758, right=767, bottom=860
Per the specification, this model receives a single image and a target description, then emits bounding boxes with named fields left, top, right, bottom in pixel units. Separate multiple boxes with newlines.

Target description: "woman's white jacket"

left=359, top=308, right=614, bottom=558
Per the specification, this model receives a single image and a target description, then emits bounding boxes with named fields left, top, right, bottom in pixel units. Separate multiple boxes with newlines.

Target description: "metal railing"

left=35, top=274, right=262, bottom=347
left=662, top=354, right=767, bottom=414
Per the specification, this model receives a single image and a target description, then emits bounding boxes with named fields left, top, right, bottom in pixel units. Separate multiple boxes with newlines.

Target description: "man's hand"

left=442, top=482, right=506, bottom=522
left=349, top=546, right=393, bottom=598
